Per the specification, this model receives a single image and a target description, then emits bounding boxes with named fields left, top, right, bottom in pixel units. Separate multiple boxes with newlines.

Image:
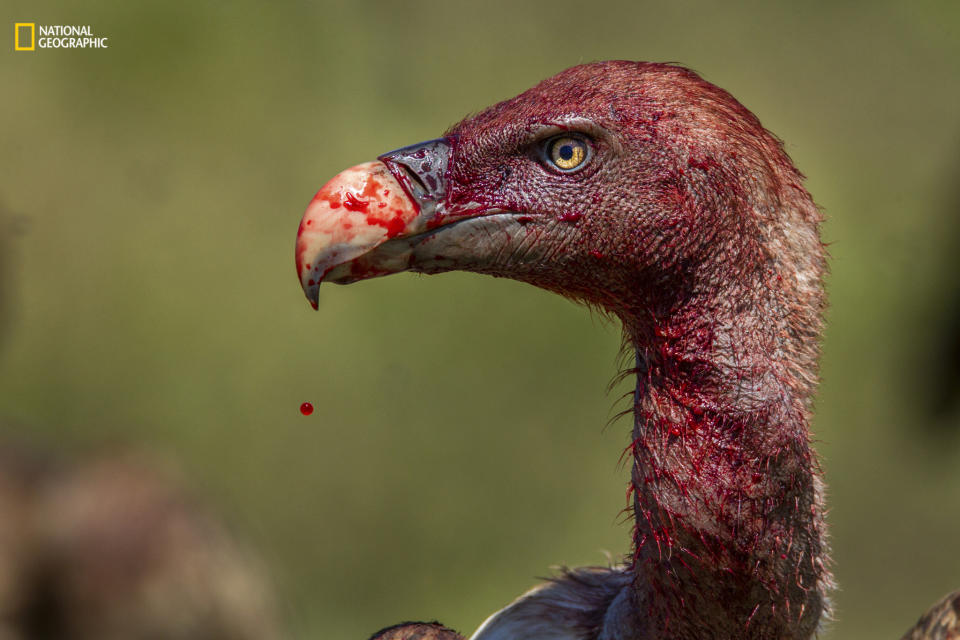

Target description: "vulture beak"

left=295, top=138, right=454, bottom=309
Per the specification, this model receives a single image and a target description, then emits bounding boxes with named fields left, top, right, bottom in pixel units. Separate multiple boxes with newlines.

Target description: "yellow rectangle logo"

left=14, top=22, right=35, bottom=51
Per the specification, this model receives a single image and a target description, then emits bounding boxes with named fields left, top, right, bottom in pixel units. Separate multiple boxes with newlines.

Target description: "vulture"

left=295, top=61, right=960, bottom=639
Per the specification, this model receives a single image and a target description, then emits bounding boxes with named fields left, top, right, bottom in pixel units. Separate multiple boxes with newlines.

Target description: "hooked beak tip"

left=296, top=240, right=322, bottom=310
left=299, top=266, right=321, bottom=309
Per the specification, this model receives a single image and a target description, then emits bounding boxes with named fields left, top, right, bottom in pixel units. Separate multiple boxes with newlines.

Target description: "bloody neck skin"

left=621, top=239, right=829, bottom=639
left=510, top=176, right=831, bottom=639
left=552, top=141, right=831, bottom=639
left=604, top=135, right=830, bottom=638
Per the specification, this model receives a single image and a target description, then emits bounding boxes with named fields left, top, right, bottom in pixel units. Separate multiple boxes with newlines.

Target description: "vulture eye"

left=545, top=135, right=590, bottom=172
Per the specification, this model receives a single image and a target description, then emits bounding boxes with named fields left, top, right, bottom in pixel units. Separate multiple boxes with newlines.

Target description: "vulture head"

left=298, top=62, right=822, bottom=331
left=295, top=61, right=958, bottom=639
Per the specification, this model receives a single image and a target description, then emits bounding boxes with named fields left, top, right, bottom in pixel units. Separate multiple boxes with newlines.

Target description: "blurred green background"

left=2, top=1, right=959, bottom=638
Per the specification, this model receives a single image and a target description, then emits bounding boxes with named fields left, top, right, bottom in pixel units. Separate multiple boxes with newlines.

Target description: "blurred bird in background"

left=0, top=442, right=281, bottom=640
left=368, top=622, right=464, bottom=640
left=913, top=149, right=960, bottom=433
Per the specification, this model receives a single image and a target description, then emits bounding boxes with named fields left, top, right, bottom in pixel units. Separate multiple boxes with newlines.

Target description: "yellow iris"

left=549, top=136, right=588, bottom=170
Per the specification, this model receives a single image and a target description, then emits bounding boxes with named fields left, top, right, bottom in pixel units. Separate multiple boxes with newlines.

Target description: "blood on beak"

left=295, top=161, right=420, bottom=309
left=296, top=139, right=455, bottom=308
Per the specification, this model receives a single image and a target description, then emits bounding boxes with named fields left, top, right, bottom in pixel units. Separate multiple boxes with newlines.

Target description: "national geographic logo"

left=14, top=23, right=109, bottom=51
left=13, top=23, right=33, bottom=50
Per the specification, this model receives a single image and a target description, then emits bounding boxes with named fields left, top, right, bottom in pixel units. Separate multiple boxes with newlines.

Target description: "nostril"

left=397, top=162, right=429, bottom=195
left=378, top=138, right=451, bottom=202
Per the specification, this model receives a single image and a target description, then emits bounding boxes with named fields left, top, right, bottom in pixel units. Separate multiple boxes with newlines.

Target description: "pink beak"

left=295, top=139, right=456, bottom=309
left=295, top=161, right=422, bottom=309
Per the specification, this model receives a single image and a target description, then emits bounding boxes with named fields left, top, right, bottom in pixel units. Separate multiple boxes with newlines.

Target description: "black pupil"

left=558, top=144, right=575, bottom=161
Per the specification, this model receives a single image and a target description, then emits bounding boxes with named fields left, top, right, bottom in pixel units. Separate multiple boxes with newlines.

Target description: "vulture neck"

left=619, top=258, right=828, bottom=638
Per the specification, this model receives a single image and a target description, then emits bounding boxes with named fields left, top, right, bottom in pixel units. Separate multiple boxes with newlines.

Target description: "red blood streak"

left=558, top=211, right=582, bottom=223
left=516, top=216, right=534, bottom=224
left=318, top=191, right=342, bottom=209
left=386, top=216, right=405, bottom=237
left=343, top=192, right=369, bottom=212
left=364, top=211, right=407, bottom=238
left=751, top=472, right=763, bottom=484
left=361, top=176, right=381, bottom=198
left=425, top=216, right=447, bottom=230
left=300, top=402, right=314, bottom=416
left=589, top=249, right=605, bottom=259
left=687, top=156, right=718, bottom=172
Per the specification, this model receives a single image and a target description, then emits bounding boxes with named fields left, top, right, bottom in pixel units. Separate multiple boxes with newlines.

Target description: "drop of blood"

left=300, top=402, right=314, bottom=416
